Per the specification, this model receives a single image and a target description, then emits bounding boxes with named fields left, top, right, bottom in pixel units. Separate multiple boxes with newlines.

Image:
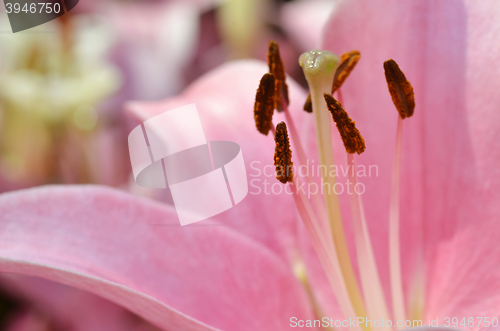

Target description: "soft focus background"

left=0, top=0, right=340, bottom=191
left=0, top=0, right=337, bottom=328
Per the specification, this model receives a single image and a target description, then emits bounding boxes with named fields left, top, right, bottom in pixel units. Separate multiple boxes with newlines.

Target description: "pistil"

left=300, top=50, right=368, bottom=324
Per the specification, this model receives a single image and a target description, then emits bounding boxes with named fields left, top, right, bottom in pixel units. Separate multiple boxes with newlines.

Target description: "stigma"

left=304, top=50, right=360, bottom=112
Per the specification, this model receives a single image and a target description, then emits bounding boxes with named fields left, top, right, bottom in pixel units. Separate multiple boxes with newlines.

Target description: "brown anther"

left=332, top=50, right=361, bottom=93
left=303, top=50, right=361, bottom=113
left=303, top=94, right=313, bottom=113
left=324, top=93, right=365, bottom=154
left=383, top=59, right=415, bottom=119
left=254, top=73, right=276, bottom=135
left=268, top=41, right=289, bottom=112
left=274, top=122, right=293, bottom=183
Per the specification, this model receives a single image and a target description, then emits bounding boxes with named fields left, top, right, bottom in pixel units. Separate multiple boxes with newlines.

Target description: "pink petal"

left=280, top=0, right=339, bottom=51
left=0, top=186, right=315, bottom=330
left=126, top=60, right=312, bottom=265
left=108, top=1, right=200, bottom=99
left=479, top=317, right=500, bottom=331
left=5, top=310, right=49, bottom=331
left=1, top=274, right=158, bottom=331
left=322, top=0, right=500, bottom=323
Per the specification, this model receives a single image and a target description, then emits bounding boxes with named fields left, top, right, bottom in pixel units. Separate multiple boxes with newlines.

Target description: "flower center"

left=253, top=41, right=417, bottom=331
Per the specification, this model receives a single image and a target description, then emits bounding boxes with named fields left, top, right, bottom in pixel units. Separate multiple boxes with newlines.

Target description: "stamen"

left=274, top=119, right=357, bottom=326
left=324, top=93, right=365, bottom=155
left=303, top=94, right=313, bottom=113
left=325, top=92, right=391, bottom=328
left=268, top=41, right=290, bottom=112
left=282, top=99, right=328, bottom=223
left=304, top=50, right=361, bottom=112
left=289, top=180, right=361, bottom=331
left=346, top=154, right=391, bottom=331
left=384, top=59, right=415, bottom=326
left=294, top=260, right=335, bottom=331
left=271, top=44, right=327, bottom=222
left=274, top=122, right=293, bottom=183
left=389, top=116, right=406, bottom=327
left=275, top=122, right=359, bottom=327
left=408, top=258, right=425, bottom=321
left=254, top=73, right=276, bottom=135
left=384, top=59, right=415, bottom=119
left=332, top=50, right=361, bottom=93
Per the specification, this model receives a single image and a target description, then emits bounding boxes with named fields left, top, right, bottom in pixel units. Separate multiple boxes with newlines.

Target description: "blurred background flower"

left=0, top=0, right=337, bottom=192
left=0, top=13, right=122, bottom=189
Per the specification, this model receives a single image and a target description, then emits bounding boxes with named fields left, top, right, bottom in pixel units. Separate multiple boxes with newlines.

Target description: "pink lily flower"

left=0, top=0, right=499, bottom=330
